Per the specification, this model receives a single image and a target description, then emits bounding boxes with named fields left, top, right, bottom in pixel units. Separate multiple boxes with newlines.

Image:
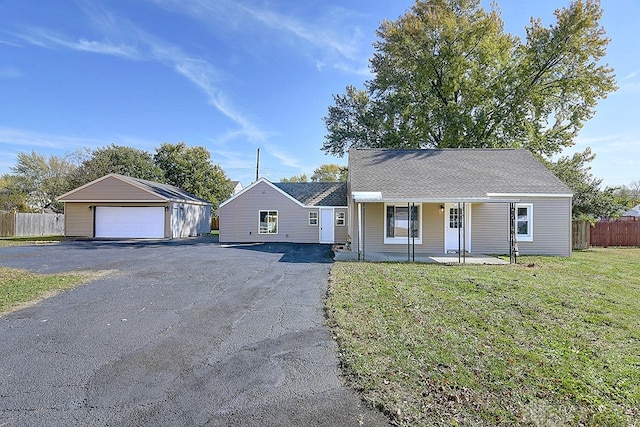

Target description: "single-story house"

left=57, top=174, right=212, bottom=239
left=347, top=148, right=573, bottom=259
left=219, top=148, right=573, bottom=258
left=218, top=179, right=348, bottom=244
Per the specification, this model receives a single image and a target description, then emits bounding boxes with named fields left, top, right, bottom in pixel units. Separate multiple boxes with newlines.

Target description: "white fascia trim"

left=219, top=178, right=306, bottom=209
left=352, top=191, right=383, bottom=202
left=487, top=193, right=573, bottom=198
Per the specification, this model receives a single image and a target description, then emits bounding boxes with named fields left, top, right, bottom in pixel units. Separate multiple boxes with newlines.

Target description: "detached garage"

left=57, top=174, right=212, bottom=239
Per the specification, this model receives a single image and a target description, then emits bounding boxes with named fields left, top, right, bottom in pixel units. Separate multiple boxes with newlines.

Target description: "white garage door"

left=95, top=207, right=165, bottom=238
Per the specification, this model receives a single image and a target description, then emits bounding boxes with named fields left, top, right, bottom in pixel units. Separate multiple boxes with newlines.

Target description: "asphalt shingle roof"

left=349, top=148, right=572, bottom=200
left=118, top=175, right=211, bottom=205
left=274, top=182, right=348, bottom=206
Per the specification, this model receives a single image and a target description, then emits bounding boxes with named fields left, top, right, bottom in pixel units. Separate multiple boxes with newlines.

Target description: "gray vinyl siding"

left=170, top=202, right=211, bottom=237
left=517, top=197, right=572, bottom=256
left=219, top=181, right=320, bottom=243
left=353, top=202, right=443, bottom=254
left=471, top=203, right=510, bottom=254
left=471, top=198, right=572, bottom=256
left=351, top=198, right=571, bottom=257
left=334, top=207, right=348, bottom=244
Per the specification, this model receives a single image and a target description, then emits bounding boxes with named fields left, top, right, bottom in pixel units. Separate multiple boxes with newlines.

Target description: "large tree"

left=154, top=142, right=232, bottom=209
left=10, top=151, right=75, bottom=212
left=68, top=144, right=163, bottom=188
left=541, top=148, right=621, bottom=219
left=323, top=0, right=616, bottom=157
left=311, top=164, right=348, bottom=182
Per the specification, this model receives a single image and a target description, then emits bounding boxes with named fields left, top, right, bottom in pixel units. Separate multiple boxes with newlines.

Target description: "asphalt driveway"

left=0, top=237, right=389, bottom=426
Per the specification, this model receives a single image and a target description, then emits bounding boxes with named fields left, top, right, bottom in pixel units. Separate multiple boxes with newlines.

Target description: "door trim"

left=443, top=203, right=472, bottom=253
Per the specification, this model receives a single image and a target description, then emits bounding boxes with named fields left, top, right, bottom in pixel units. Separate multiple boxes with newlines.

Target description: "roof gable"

left=57, top=174, right=210, bottom=205
left=219, top=178, right=347, bottom=208
left=349, top=148, right=572, bottom=200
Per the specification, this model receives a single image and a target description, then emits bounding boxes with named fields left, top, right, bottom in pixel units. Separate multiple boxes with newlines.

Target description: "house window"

left=309, top=211, right=318, bottom=226
left=259, top=210, right=278, bottom=234
left=336, top=212, right=345, bottom=226
left=516, top=204, right=533, bottom=242
left=384, top=204, right=421, bottom=244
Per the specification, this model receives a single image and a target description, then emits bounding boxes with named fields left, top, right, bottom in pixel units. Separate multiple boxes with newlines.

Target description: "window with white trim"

left=336, top=212, right=345, bottom=226
left=516, top=203, right=533, bottom=242
left=384, top=204, right=421, bottom=244
left=309, top=211, right=318, bottom=226
left=259, top=210, right=278, bottom=234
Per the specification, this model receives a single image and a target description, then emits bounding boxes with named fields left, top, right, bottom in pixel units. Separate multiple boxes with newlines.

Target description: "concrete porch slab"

left=333, top=250, right=509, bottom=265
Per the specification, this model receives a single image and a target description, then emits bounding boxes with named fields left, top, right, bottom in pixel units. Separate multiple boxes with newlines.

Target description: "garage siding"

left=59, top=176, right=166, bottom=202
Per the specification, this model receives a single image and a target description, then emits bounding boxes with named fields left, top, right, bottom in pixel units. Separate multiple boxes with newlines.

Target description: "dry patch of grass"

left=326, top=248, right=640, bottom=426
left=0, top=267, right=103, bottom=315
left=0, top=236, right=64, bottom=246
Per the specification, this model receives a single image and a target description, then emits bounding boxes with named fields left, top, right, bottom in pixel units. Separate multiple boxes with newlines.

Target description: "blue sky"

left=1, top=0, right=638, bottom=188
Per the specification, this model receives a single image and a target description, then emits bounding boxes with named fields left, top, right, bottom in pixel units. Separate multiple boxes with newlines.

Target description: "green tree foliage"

left=280, top=173, right=309, bottom=183
left=0, top=175, right=30, bottom=212
left=68, top=144, right=163, bottom=188
left=154, top=142, right=232, bottom=209
left=9, top=151, right=75, bottom=212
left=311, top=164, right=348, bottom=182
left=542, top=148, right=621, bottom=219
left=614, top=180, right=640, bottom=208
left=323, top=0, right=616, bottom=157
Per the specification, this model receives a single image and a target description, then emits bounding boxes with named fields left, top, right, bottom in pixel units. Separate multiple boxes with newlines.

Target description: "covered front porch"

left=348, top=195, right=521, bottom=264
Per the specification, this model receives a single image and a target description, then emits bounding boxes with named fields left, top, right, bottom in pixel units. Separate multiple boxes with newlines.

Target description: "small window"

left=309, top=211, right=318, bottom=226
left=259, top=210, right=278, bottom=234
left=516, top=204, right=533, bottom=242
left=336, top=212, right=345, bottom=226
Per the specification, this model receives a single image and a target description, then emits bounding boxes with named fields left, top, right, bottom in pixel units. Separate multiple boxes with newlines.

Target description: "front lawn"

left=0, top=236, right=64, bottom=246
left=326, top=248, right=640, bottom=426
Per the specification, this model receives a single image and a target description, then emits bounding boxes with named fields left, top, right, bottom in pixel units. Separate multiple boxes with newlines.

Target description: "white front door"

left=444, top=203, right=471, bottom=253
left=320, top=208, right=334, bottom=243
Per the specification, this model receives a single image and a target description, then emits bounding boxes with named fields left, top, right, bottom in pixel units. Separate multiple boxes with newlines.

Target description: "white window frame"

left=309, top=211, right=318, bottom=226
left=516, top=203, right=533, bottom=242
left=258, top=210, right=278, bottom=234
left=336, top=211, right=345, bottom=226
left=383, top=203, right=422, bottom=244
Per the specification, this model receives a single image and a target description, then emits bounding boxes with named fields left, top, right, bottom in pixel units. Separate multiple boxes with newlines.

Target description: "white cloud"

left=151, top=0, right=370, bottom=74
left=10, top=27, right=140, bottom=59
left=0, top=126, right=110, bottom=150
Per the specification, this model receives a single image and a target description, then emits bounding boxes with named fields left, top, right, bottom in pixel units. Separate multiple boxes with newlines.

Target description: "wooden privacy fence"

left=590, top=220, right=640, bottom=247
left=572, top=220, right=590, bottom=250
left=0, top=213, right=64, bottom=237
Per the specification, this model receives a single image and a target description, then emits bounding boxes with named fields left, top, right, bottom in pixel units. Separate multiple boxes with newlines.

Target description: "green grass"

left=326, top=248, right=640, bottom=426
left=0, top=267, right=94, bottom=315
left=0, top=236, right=64, bottom=246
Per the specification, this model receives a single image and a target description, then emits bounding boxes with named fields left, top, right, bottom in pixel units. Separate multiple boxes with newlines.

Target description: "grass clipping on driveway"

left=326, top=249, right=640, bottom=426
left=0, top=267, right=93, bottom=315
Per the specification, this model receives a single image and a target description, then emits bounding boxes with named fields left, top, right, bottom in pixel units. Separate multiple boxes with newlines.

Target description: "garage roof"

left=57, top=174, right=211, bottom=205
